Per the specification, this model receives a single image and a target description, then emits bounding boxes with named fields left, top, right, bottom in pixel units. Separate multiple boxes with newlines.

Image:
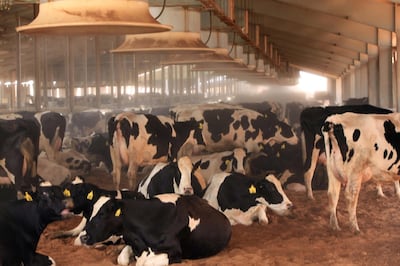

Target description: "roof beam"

left=251, top=0, right=382, bottom=45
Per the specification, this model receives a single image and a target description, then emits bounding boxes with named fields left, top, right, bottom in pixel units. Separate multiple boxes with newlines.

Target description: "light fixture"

left=16, top=0, right=171, bottom=35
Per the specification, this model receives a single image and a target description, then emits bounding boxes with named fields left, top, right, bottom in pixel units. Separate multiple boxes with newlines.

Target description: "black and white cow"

left=244, top=142, right=304, bottom=189
left=68, top=109, right=107, bottom=137
left=79, top=194, right=232, bottom=265
left=202, top=172, right=293, bottom=225
left=18, top=111, right=66, bottom=161
left=70, top=132, right=112, bottom=172
left=137, top=156, right=206, bottom=198
left=108, top=112, right=203, bottom=190
left=300, top=104, right=393, bottom=199
left=189, top=148, right=247, bottom=184
left=54, top=176, right=144, bottom=245
left=54, top=149, right=91, bottom=177
left=171, top=103, right=298, bottom=155
left=0, top=182, right=72, bottom=265
left=0, top=113, right=41, bottom=198
left=322, top=112, right=400, bottom=233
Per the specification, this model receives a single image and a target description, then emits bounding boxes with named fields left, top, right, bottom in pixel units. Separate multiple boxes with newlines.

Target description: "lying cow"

left=137, top=156, right=206, bottom=198
left=70, top=132, right=112, bottom=172
left=322, top=112, right=400, bottom=233
left=108, top=112, right=203, bottom=190
left=244, top=142, right=304, bottom=189
left=0, top=182, right=72, bottom=265
left=171, top=103, right=298, bottom=154
left=300, top=104, right=393, bottom=199
left=38, top=154, right=72, bottom=185
left=203, top=172, right=293, bottom=225
left=55, top=149, right=91, bottom=177
left=79, top=194, right=232, bottom=266
left=53, top=176, right=143, bottom=245
left=189, top=148, right=246, bottom=184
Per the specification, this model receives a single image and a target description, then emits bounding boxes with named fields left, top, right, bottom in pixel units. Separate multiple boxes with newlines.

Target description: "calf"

left=322, top=112, right=400, bottom=233
left=137, top=156, right=206, bottom=198
left=203, top=172, right=293, bottom=225
left=108, top=112, right=203, bottom=190
left=79, top=194, right=232, bottom=265
left=189, top=148, right=246, bottom=184
left=0, top=182, right=72, bottom=265
left=300, top=104, right=394, bottom=199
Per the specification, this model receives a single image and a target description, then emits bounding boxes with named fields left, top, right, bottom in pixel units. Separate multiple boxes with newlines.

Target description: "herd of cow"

left=1, top=101, right=400, bottom=265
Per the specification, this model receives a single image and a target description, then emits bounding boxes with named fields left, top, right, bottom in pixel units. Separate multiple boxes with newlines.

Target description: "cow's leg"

left=327, top=174, right=341, bottom=231
left=304, top=137, right=321, bottom=200
left=118, top=245, right=133, bottom=266
left=127, top=163, right=139, bottom=190
left=345, top=177, right=362, bottom=233
left=110, top=146, right=122, bottom=190
left=376, top=182, right=386, bottom=198
left=394, top=181, right=400, bottom=199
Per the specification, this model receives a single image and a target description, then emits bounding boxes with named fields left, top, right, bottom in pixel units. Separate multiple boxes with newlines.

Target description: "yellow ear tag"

left=276, top=152, right=280, bottom=158
left=25, top=192, right=33, bottom=201
left=115, top=208, right=121, bottom=217
left=87, top=191, right=94, bottom=200
left=225, top=159, right=231, bottom=167
left=281, top=143, right=286, bottom=149
left=63, top=189, right=71, bottom=197
left=248, top=184, right=257, bottom=194
left=199, top=122, right=203, bottom=129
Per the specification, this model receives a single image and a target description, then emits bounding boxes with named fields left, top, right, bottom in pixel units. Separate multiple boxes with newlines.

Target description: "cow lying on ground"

left=0, top=182, right=72, bottom=265
left=189, top=148, right=246, bottom=184
left=202, top=172, right=293, bottom=225
left=171, top=104, right=298, bottom=154
left=244, top=142, right=304, bottom=189
left=137, top=156, right=206, bottom=198
left=55, top=149, right=91, bottom=177
left=322, top=112, right=400, bottom=233
left=38, top=154, right=72, bottom=185
left=53, top=176, right=143, bottom=245
left=79, top=194, right=232, bottom=266
left=300, top=104, right=394, bottom=199
left=108, top=112, right=203, bottom=190
left=70, top=132, right=112, bottom=172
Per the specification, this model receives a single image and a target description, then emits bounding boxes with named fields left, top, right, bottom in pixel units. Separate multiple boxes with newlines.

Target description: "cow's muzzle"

left=183, top=187, right=194, bottom=195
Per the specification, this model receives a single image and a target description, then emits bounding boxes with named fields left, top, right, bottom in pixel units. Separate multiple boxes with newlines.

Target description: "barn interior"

left=1, top=0, right=398, bottom=114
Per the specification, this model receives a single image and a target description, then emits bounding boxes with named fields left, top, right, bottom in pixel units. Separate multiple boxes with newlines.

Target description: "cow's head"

left=79, top=196, right=123, bottom=246
left=34, top=181, right=73, bottom=222
left=254, top=174, right=293, bottom=216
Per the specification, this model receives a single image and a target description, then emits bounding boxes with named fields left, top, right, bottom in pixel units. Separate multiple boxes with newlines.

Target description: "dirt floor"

left=37, top=168, right=400, bottom=266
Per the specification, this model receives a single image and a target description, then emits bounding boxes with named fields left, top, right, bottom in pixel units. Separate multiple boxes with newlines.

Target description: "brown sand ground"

left=37, top=169, right=400, bottom=265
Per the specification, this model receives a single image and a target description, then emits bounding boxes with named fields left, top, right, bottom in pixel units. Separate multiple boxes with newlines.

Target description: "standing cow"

left=108, top=112, right=203, bottom=190
left=300, top=104, right=393, bottom=199
left=0, top=113, right=41, bottom=198
left=171, top=103, right=298, bottom=155
left=322, top=112, right=400, bottom=233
